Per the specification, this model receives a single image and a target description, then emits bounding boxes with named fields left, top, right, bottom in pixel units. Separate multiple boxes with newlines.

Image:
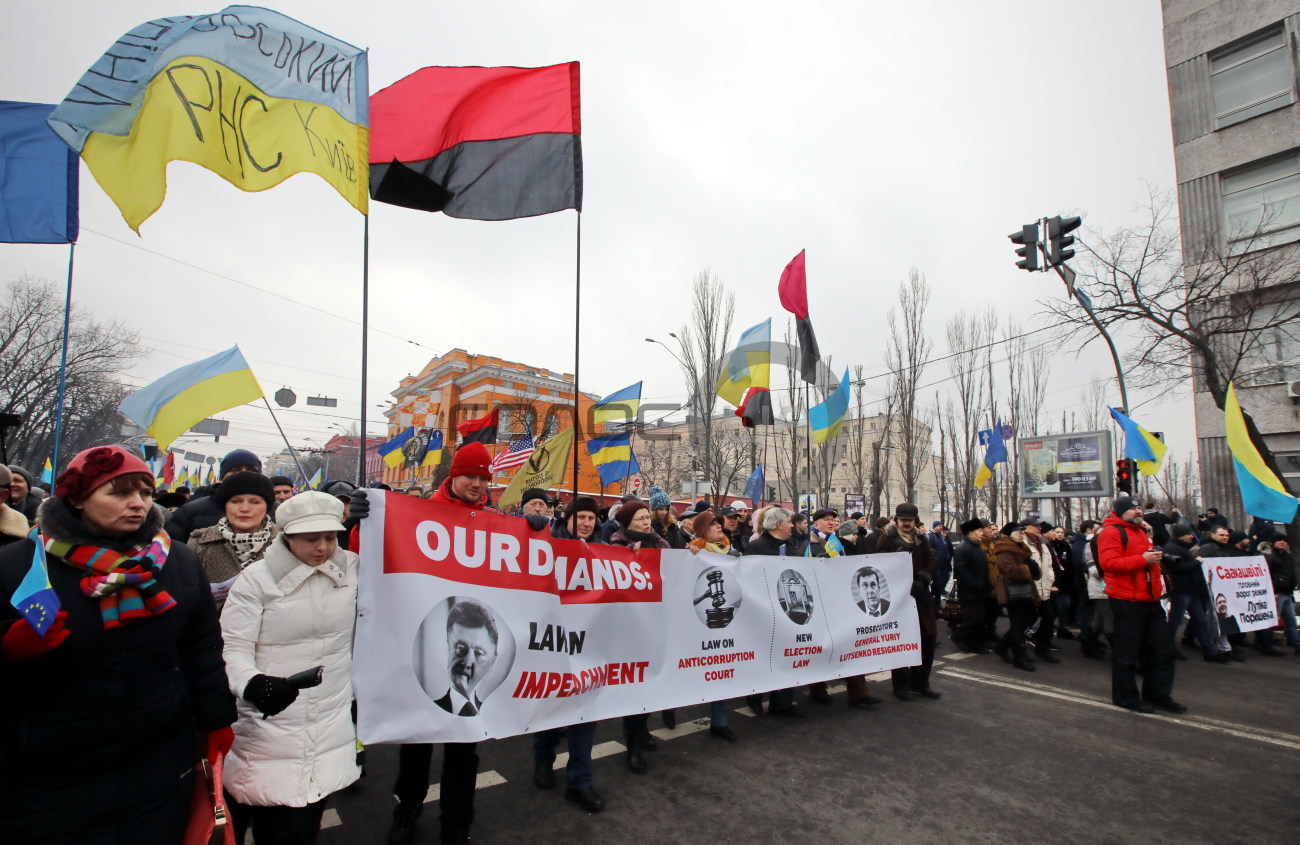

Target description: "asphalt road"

left=315, top=635, right=1300, bottom=844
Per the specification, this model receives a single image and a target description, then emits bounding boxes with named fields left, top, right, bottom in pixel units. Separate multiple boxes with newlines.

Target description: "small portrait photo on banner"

left=777, top=569, right=815, bottom=625
left=692, top=566, right=743, bottom=629
left=851, top=566, right=892, bottom=617
left=413, top=596, right=517, bottom=717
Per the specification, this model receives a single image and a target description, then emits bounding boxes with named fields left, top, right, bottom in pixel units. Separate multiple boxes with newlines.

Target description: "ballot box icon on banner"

left=778, top=570, right=814, bottom=625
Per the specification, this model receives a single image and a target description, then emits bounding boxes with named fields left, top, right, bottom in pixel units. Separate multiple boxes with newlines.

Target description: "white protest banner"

left=353, top=493, right=921, bottom=744
left=1203, top=556, right=1277, bottom=633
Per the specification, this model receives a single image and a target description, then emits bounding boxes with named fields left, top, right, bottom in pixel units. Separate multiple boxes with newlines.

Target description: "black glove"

left=524, top=514, right=549, bottom=532
left=243, top=674, right=299, bottom=718
left=348, top=488, right=371, bottom=522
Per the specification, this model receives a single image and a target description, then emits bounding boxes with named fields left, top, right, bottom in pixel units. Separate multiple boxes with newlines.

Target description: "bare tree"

left=1044, top=189, right=1299, bottom=513
left=866, top=385, right=896, bottom=520
left=677, top=270, right=735, bottom=503
left=845, top=364, right=872, bottom=499
left=885, top=268, right=934, bottom=502
left=637, top=424, right=688, bottom=498
left=1, top=276, right=141, bottom=471
left=939, top=309, right=996, bottom=519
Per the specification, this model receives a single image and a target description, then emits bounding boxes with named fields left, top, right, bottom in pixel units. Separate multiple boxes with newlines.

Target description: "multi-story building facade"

left=634, top=411, right=941, bottom=517
left=382, top=348, right=606, bottom=494
left=1163, top=0, right=1300, bottom=527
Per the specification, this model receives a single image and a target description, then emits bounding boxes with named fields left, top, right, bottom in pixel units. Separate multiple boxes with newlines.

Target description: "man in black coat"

left=875, top=503, right=940, bottom=700
left=952, top=517, right=993, bottom=653
left=1163, top=525, right=1230, bottom=663
left=1198, top=524, right=1249, bottom=660
left=1142, top=502, right=1180, bottom=547
left=742, top=507, right=804, bottom=716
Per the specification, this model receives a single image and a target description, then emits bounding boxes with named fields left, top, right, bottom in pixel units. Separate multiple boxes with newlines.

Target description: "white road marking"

left=321, top=808, right=342, bottom=829
left=938, top=666, right=1300, bottom=751
left=944, top=651, right=975, bottom=661
left=423, top=770, right=508, bottom=803
left=553, top=740, right=626, bottom=769
left=651, top=717, right=711, bottom=741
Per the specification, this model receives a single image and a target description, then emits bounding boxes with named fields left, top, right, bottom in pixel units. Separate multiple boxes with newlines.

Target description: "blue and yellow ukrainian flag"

left=308, top=468, right=323, bottom=490
left=47, top=7, right=369, bottom=232
left=808, top=368, right=849, bottom=444
left=593, top=382, right=642, bottom=424
left=974, top=419, right=1008, bottom=489
left=587, top=431, right=640, bottom=488
left=119, top=346, right=263, bottom=450
left=421, top=429, right=445, bottom=467
left=1225, top=383, right=1298, bottom=523
left=1108, top=407, right=1168, bottom=476
left=716, top=319, right=771, bottom=407
left=11, top=527, right=60, bottom=637
left=379, top=427, right=415, bottom=469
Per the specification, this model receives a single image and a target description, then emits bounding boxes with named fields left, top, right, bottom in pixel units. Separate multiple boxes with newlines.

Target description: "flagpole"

left=261, top=397, right=308, bottom=480
left=621, top=427, right=634, bottom=493
left=759, top=426, right=768, bottom=508
left=803, top=381, right=812, bottom=510
left=358, top=214, right=371, bottom=485
left=572, top=211, right=582, bottom=504
left=51, top=242, right=75, bottom=476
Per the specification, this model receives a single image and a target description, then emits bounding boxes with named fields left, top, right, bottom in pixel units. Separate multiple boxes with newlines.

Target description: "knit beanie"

left=7, top=465, right=33, bottom=488
left=214, top=472, right=275, bottom=510
left=615, top=500, right=649, bottom=528
left=520, top=488, right=549, bottom=509
left=54, top=446, right=152, bottom=503
left=565, top=496, right=600, bottom=519
left=219, top=449, right=263, bottom=478
left=450, top=442, right=492, bottom=478
left=648, top=485, right=671, bottom=511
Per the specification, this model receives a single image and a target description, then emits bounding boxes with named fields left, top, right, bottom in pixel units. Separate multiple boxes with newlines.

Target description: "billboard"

left=1018, top=431, right=1113, bottom=499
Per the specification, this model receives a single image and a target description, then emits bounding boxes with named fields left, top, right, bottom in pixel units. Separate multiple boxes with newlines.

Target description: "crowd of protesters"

left=1, top=442, right=1295, bottom=844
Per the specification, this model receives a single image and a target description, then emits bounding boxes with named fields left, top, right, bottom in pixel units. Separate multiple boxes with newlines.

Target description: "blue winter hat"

left=219, top=449, right=262, bottom=478
left=649, top=486, right=670, bottom=510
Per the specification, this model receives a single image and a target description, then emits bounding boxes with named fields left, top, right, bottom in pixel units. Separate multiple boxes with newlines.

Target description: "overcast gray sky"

left=2, top=1, right=1188, bottom=469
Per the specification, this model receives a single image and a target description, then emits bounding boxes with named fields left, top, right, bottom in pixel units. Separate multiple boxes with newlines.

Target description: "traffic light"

left=1009, top=223, right=1040, bottom=271
left=1047, top=215, right=1082, bottom=265
left=1115, top=458, right=1133, bottom=494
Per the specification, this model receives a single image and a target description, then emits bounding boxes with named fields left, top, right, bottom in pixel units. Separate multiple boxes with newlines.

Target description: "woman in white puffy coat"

left=220, top=491, right=360, bottom=844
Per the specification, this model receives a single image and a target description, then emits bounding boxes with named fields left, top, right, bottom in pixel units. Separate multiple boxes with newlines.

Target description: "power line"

left=81, top=226, right=445, bottom=356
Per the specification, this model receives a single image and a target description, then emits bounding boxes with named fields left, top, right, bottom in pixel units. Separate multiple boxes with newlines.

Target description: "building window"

left=1211, top=26, right=1294, bottom=129
left=1222, top=152, right=1300, bottom=253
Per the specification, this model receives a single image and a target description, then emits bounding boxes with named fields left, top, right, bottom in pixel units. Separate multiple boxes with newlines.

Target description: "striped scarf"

left=46, top=531, right=177, bottom=628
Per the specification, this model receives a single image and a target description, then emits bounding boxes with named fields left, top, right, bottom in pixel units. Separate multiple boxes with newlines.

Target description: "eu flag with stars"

left=11, top=528, right=61, bottom=636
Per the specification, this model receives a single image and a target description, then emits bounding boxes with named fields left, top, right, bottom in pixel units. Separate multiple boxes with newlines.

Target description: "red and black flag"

left=456, top=407, right=500, bottom=445
left=736, top=387, right=775, bottom=428
left=369, top=63, right=582, bottom=221
left=778, top=249, right=820, bottom=384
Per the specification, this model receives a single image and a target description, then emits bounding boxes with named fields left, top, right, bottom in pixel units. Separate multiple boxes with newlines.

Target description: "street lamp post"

left=646, top=336, right=704, bottom=499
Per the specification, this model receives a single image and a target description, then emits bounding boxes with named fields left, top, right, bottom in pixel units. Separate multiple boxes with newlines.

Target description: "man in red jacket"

left=390, top=442, right=494, bottom=845
left=1099, top=496, right=1186, bottom=715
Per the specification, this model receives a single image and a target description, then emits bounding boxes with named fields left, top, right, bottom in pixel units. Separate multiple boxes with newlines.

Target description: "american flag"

left=489, top=433, right=537, bottom=472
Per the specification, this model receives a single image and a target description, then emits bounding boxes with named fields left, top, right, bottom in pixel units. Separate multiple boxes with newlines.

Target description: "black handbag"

left=941, top=581, right=962, bottom=622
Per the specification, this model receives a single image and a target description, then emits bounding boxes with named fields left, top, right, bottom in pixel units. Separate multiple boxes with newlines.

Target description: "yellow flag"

left=80, top=56, right=368, bottom=232
left=497, top=428, right=575, bottom=509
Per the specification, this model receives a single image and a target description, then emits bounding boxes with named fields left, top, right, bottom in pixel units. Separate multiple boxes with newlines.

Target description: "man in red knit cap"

left=389, top=441, right=494, bottom=845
